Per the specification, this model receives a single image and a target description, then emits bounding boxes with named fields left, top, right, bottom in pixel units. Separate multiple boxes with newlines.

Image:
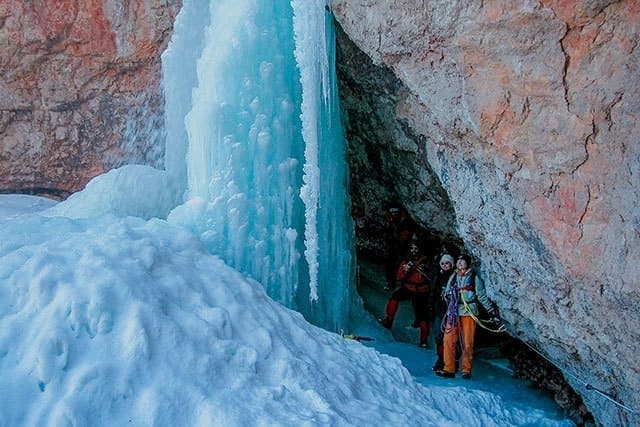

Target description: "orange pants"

left=443, top=316, right=476, bottom=374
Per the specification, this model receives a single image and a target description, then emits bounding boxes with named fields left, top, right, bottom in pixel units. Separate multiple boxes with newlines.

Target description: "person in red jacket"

left=378, top=241, right=432, bottom=347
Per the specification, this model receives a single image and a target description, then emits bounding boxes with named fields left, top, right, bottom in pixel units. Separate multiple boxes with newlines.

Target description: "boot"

left=435, top=370, right=455, bottom=378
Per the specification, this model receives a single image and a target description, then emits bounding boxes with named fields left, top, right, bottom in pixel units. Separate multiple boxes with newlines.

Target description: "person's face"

left=440, top=261, right=452, bottom=271
left=409, top=244, right=419, bottom=257
left=456, top=259, right=468, bottom=271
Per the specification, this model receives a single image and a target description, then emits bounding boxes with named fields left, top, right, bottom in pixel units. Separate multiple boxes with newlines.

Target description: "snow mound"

left=43, top=165, right=179, bottom=220
left=0, top=213, right=569, bottom=426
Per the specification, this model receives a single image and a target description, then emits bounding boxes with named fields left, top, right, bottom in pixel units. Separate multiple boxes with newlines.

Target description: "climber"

left=378, top=241, right=432, bottom=348
left=383, top=205, right=415, bottom=291
left=430, top=253, right=457, bottom=371
left=435, top=254, right=498, bottom=379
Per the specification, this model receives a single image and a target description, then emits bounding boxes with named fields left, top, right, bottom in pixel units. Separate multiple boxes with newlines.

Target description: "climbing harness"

left=414, top=263, right=430, bottom=279
left=443, top=274, right=506, bottom=334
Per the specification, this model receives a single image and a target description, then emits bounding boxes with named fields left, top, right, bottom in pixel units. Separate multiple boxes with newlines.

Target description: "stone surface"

left=0, top=0, right=181, bottom=198
left=336, top=26, right=461, bottom=255
left=333, top=0, right=639, bottom=425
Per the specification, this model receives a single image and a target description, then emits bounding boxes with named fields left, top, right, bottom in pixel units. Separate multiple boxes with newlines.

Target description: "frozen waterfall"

left=162, top=0, right=355, bottom=331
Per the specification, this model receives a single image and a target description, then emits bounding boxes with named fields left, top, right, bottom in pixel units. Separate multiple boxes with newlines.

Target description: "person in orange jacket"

left=378, top=241, right=432, bottom=347
left=436, top=254, right=497, bottom=379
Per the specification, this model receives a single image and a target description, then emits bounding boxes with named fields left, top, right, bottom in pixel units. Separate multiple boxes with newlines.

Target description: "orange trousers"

left=443, top=316, right=476, bottom=374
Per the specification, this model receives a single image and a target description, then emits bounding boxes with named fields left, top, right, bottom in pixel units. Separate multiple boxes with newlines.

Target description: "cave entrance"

left=333, top=23, right=472, bottom=347
left=335, top=23, right=591, bottom=423
left=334, top=19, right=516, bottom=362
left=352, top=207, right=505, bottom=352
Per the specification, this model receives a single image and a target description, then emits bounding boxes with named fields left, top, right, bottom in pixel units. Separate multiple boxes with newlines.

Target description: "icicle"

left=291, top=0, right=326, bottom=302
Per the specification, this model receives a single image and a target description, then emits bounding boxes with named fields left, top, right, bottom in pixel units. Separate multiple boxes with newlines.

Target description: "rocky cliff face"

left=0, top=0, right=180, bottom=198
left=332, top=1, right=639, bottom=425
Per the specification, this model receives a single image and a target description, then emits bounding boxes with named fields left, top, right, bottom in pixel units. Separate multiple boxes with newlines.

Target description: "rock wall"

left=336, top=25, right=461, bottom=254
left=332, top=1, right=639, bottom=425
left=0, top=0, right=180, bottom=198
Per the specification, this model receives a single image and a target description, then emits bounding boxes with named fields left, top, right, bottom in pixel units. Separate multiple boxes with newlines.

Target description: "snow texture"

left=0, top=193, right=572, bottom=426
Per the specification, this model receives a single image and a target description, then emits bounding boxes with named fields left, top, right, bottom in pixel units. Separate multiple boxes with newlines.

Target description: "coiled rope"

left=460, top=292, right=506, bottom=333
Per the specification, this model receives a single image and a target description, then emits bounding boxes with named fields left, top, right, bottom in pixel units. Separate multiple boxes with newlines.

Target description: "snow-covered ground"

left=0, top=194, right=57, bottom=218
left=0, top=188, right=573, bottom=426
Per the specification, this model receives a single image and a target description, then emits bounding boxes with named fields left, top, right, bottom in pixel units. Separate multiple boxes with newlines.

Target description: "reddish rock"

left=333, top=0, right=639, bottom=425
left=0, top=0, right=181, bottom=198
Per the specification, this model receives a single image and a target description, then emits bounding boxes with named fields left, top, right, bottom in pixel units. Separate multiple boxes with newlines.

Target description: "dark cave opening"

left=352, top=206, right=507, bottom=354
left=350, top=214, right=594, bottom=427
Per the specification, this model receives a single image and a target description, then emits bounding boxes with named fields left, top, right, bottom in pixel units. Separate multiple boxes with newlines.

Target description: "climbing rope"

left=460, top=292, right=506, bottom=333
left=442, top=284, right=460, bottom=335
left=518, top=338, right=637, bottom=415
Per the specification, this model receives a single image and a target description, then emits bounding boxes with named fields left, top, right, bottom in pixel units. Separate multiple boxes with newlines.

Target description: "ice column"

left=161, top=0, right=211, bottom=202
left=163, top=0, right=355, bottom=331
left=292, top=0, right=356, bottom=330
